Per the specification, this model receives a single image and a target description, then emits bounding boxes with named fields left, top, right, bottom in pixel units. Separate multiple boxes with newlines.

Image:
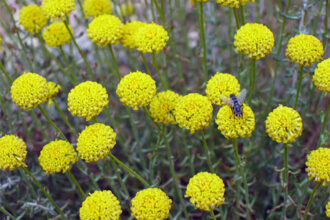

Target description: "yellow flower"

left=77, top=123, right=117, bottom=163
left=285, top=34, right=324, bottom=66
left=131, top=188, right=172, bottom=220
left=80, top=190, right=122, bottom=220
left=39, top=140, right=78, bottom=175
left=149, top=90, right=181, bottom=124
left=116, top=71, right=156, bottom=110
left=313, top=57, right=330, bottom=93
left=234, top=23, right=274, bottom=59
left=305, top=147, right=330, bottom=186
left=68, top=81, right=109, bottom=121
left=185, top=172, right=225, bottom=211
left=121, top=21, right=146, bottom=49
left=19, top=5, right=48, bottom=34
left=265, top=105, right=303, bottom=143
left=216, top=0, right=255, bottom=8
left=11, top=72, right=49, bottom=110
left=120, top=3, right=134, bottom=17
left=42, top=22, right=72, bottom=48
left=135, top=23, right=169, bottom=53
left=205, top=73, right=240, bottom=105
left=47, top=81, right=61, bottom=106
left=83, top=0, right=112, bottom=18
left=0, top=135, right=27, bottom=171
left=326, top=200, right=330, bottom=217
left=87, top=14, right=124, bottom=47
left=215, top=104, right=255, bottom=139
left=42, top=0, right=76, bottom=19
left=174, top=93, right=213, bottom=133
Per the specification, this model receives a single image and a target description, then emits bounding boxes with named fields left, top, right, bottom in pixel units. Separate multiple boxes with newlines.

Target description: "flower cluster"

left=121, top=21, right=146, bottom=49
left=39, top=140, right=78, bottom=175
left=42, top=0, right=76, bottom=19
left=83, top=0, right=112, bottom=18
left=234, top=23, right=274, bottom=59
left=0, top=135, right=27, bottom=171
left=265, top=105, right=303, bottom=143
left=80, top=190, right=122, bottom=220
left=19, top=5, right=48, bottom=34
left=305, top=147, right=330, bottom=186
left=205, top=73, right=240, bottom=105
left=216, top=0, right=255, bottom=8
left=116, top=71, right=156, bottom=110
left=185, top=172, right=225, bottom=211
left=131, top=188, right=172, bottom=220
left=46, top=82, right=61, bottom=105
left=42, top=22, right=72, bottom=48
left=285, top=34, right=324, bottom=66
left=87, top=14, right=124, bottom=47
left=313, top=57, right=330, bottom=93
left=77, top=123, right=117, bottom=163
left=68, top=81, right=109, bottom=121
left=174, top=93, right=213, bottom=133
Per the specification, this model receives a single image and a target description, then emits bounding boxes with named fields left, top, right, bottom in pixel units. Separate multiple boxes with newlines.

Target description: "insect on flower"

left=220, top=89, right=247, bottom=117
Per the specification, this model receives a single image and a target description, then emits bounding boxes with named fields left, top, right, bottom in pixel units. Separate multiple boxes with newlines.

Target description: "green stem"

left=248, top=59, right=256, bottom=106
left=151, top=52, right=168, bottom=90
left=0, top=62, right=13, bottom=83
left=66, top=170, right=86, bottom=199
left=233, top=8, right=240, bottom=29
left=20, top=167, right=67, bottom=220
left=317, top=98, right=330, bottom=147
left=53, top=100, right=78, bottom=138
left=0, top=205, right=16, bottom=220
left=153, top=0, right=166, bottom=24
left=324, top=0, right=328, bottom=50
left=77, top=160, right=100, bottom=190
left=303, top=182, right=320, bottom=220
left=294, top=66, right=304, bottom=109
left=198, top=2, right=208, bottom=82
left=201, top=130, right=214, bottom=173
left=59, top=46, right=77, bottom=84
left=110, top=157, right=130, bottom=197
left=281, top=143, right=289, bottom=220
left=140, top=53, right=152, bottom=75
left=210, top=209, right=217, bottom=220
left=108, top=44, right=121, bottom=79
left=109, top=153, right=150, bottom=187
left=239, top=4, right=245, bottom=25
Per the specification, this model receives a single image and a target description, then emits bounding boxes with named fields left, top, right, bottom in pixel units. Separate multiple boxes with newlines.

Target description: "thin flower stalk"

left=66, top=170, right=86, bottom=199
left=151, top=51, right=168, bottom=90
left=109, top=157, right=130, bottom=197
left=233, top=8, right=240, bottom=29
left=53, top=100, right=78, bottom=138
left=317, top=98, right=330, bottom=148
left=201, top=130, right=215, bottom=173
left=0, top=62, right=13, bottom=84
left=197, top=2, right=208, bottom=82
left=323, top=0, right=328, bottom=50
left=281, top=143, right=289, bottom=220
left=0, top=205, right=16, bottom=220
left=248, top=59, right=256, bottom=105
left=294, top=66, right=304, bottom=109
left=210, top=209, right=217, bottom=220
left=140, top=52, right=152, bottom=75
left=108, top=44, right=121, bottom=79
left=59, top=46, right=77, bottom=84
left=239, top=4, right=245, bottom=25
left=303, top=182, right=320, bottom=220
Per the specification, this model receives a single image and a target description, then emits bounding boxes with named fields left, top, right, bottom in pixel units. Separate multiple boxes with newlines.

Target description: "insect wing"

left=238, top=89, right=247, bottom=104
left=220, top=95, right=233, bottom=107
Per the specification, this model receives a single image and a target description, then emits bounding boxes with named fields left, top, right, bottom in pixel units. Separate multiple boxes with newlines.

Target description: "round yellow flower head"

left=11, top=72, right=49, bottom=110
left=234, top=23, right=274, bottom=59
left=215, top=104, right=255, bottom=139
left=116, top=71, right=156, bottom=110
left=19, top=5, right=48, bottom=34
left=80, top=190, right=122, bottom=220
left=149, top=90, right=181, bottom=124
left=185, top=172, right=225, bottom=211
left=131, top=188, right=172, bottom=220
left=77, top=123, right=116, bottom=163
left=39, top=140, right=78, bottom=175
left=83, top=0, right=112, bottom=18
left=305, top=147, right=330, bottom=186
left=216, top=0, right=255, bottom=8
left=87, top=14, right=124, bottom=47
left=286, top=34, right=324, bottom=67
left=47, top=81, right=61, bottom=105
left=174, top=93, right=213, bottom=133
left=0, top=135, right=27, bottom=171
left=326, top=200, right=330, bottom=217
left=121, top=21, right=146, bottom=49
left=313, top=57, right=330, bottom=93
left=42, top=0, right=76, bottom=19
left=68, top=81, right=109, bottom=121
left=135, top=22, right=169, bottom=53
left=42, top=22, right=72, bottom=48
left=120, top=3, right=134, bottom=17
left=206, top=73, right=240, bottom=105
left=265, top=105, right=303, bottom=143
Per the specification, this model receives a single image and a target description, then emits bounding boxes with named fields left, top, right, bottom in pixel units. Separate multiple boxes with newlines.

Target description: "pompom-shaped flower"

left=83, top=0, right=112, bottom=18
left=42, top=0, right=76, bottom=19
left=313, top=57, right=330, bottom=93
left=135, top=23, right=169, bottom=53
left=0, top=135, right=27, bottom=171
left=326, top=200, right=330, bottom=217
left=80, top=190, right=122, bottom=220
left=42, top=22, right=72, bottom=48
left=265, top=105, right=303, bottom=143
left=131, top=188, right=172, bottom=220
left=174, top=93, right=213, bottom=133
left=305, top=147, right=330, bottom=186
left=47, top=81, right=61, bottom=105
left=286, top=34, right=324, bottom=66
left=19, top=5, right=48, bottom=34
left=185, top=172, right=225, bottom=211
left=11, top=72, right=49, bottom=110
left=149, top=90, right=181, bottom=124
left=234, top=23, right=274, bottom=59
left=39, top=140, right=78, bottom=175
left=87, top=14, right=124, bottom=47
left=215, top=104, right=255, bottom=139
left=116, top=71, right=156, bottom=110
left=216, top=0, right=255, bottom=8
left=121, top=21, right=146, bottom=49
left=77, top=123, right=116, bottom=163
left=68, top=81, right=109, bottom=121
left=206, top=73, right=240, bottom=105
